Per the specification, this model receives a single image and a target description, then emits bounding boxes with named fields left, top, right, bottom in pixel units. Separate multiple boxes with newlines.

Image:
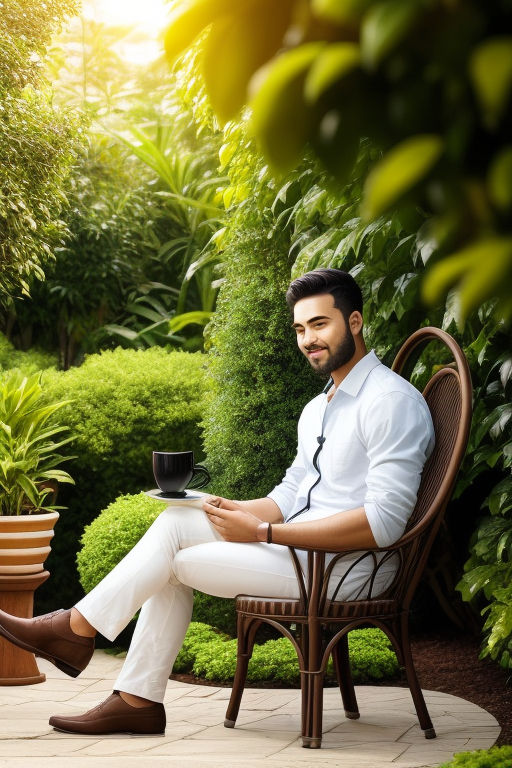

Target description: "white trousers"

left=75, top=505, right=395, bottom=702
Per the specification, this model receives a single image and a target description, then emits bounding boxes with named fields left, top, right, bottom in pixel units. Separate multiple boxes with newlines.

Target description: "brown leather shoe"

left=0, top=608, right=94, bottom=678
left=49, top=691, right=166, bottom=735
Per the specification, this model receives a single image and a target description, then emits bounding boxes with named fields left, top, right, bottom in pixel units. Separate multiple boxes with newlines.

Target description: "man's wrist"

left=256, top=522, right=272, bottom=543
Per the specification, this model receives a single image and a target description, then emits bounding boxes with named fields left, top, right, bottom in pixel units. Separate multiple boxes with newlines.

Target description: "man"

left=0, top=269, right=434, bottom=736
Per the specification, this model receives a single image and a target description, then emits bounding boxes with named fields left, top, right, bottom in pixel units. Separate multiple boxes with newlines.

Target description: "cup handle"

left=189, top=464, right=210, bottom=490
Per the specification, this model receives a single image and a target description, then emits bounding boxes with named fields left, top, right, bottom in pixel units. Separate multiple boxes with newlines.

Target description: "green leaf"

left=17, top=475, right=40, bottom=508
left=361, top=0, right=423, bottom=69
left=362, top=134, right=443, bottom=220
left=312, top=0, right=372, bottom=23
left=103, top=324, right=139, bottom=341
left=164, top=0, right=242, bottom=63
left=250, top=43, right=325, bottom=173
left=38, top=469, right=75, bottom=485
left=488, top=146, right=512, bottom=213
left=304, top=43, right=361, bottom=103
left=202, top=1, right=295, bottom=125
left=470, top=37, right=512, bottom=130
left=169, top=311, right=213, bottom=333
left=422, top=237, right=512, bottom=322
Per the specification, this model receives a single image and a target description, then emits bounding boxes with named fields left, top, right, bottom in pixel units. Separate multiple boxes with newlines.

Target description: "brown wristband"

left=256, top=522, right=272, bottom=543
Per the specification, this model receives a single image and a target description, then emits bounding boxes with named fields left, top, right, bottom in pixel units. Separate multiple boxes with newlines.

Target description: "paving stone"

left=0, top=650, right=499, bottom=767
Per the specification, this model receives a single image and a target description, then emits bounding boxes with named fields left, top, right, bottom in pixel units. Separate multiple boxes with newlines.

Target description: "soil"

left=170, top=630, right=512, bottom=747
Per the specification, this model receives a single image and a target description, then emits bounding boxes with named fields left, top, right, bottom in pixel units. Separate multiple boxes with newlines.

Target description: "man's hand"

left=202, top=495, right=239, bottom=511
left=203, top=499, right=261, bottom=542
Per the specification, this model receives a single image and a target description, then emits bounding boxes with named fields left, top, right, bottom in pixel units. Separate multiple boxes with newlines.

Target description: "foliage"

left=47, top=16, right=145, bottom=118
left=172, top=622, right=229, bottom=673
left=0, top=371, right=74, bottom=515
left=173, top=622, right=398, bottom=684
left=203, top=163, right=319, bottom=497
left=35, top=347, right=207, bottom=611
left=438, top=746, right=512, bottom=768
left=77, top=493, right=237, bottom=636
left=191, top=592, right=237, bottom=637
left=203, top=210, right=319, bottom=498
left=77, top=493, right=166, bottom=593
left=0, top=0, right=78, bottom=92
left=0, top=0, right=83, bottom=301
left=5, top=135, right=183, bottom=367
left=4, top=26, right=226, bottom=363
left=165, top=0, right=512, bottom=324
left=0, top=332, right=57, bottom=375
left=455, top=334, right=512, bottom=669
left=103, top=122, right=224, bottom=350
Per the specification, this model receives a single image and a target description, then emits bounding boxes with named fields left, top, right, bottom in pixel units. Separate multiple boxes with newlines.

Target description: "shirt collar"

left=331, top=350, right=381, bottom=398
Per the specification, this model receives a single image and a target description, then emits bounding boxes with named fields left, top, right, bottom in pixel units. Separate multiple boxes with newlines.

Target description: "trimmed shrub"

left=173, top=622, right=228, bottom=673
left=176, top=622, right=399, bottom=684
left=77, top=492, right=236, bottom=636
left=203, top=208, right=319, bottom=500
left=438, top=746, right=512, bottom=768
left=191, top=592, right=237, bottom=637
left=77, top=493, right=166, bottom=594
left=35, top=347, right=207, bottom=612
left=0, top=332, right=57, bottom=375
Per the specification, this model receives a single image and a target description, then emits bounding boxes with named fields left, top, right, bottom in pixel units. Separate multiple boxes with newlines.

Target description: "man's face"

left=292, top=293, right=356, bottom=376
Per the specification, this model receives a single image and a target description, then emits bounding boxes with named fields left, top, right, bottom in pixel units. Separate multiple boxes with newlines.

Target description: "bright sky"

left=82, top=0, right=171, bottom=64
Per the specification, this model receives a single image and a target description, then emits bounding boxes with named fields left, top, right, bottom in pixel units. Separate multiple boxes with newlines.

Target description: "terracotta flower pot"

left=0, top=511, right=59, bottom=685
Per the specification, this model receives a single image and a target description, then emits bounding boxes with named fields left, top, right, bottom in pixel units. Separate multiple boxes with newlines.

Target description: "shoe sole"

left=0, top=623, right=82, bottom=678
left=51, top=726, right=166, bottom=736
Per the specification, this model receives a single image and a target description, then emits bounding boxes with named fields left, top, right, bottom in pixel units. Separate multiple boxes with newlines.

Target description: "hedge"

left=203, top=207, right=318, bottom=500
left=0, top=332, right=57, bottom=375
left=173, top=622, right=399, bottom=684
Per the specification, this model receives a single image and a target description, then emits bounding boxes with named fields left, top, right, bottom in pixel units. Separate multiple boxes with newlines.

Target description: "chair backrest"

left=392, top=327, right=472, bottom=537
left=386, top=327, right=472, bottom=605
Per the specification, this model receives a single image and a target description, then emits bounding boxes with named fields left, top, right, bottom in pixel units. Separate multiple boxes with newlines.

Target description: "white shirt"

left=267, top=350, right=435, bottom=548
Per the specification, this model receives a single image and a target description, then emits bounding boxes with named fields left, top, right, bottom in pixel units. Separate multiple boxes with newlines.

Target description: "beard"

left=306, top=331, right=356, bottom=377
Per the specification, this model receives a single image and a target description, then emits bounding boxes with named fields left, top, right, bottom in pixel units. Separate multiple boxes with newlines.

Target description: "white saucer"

left=145, top=489, right=207, bottom=505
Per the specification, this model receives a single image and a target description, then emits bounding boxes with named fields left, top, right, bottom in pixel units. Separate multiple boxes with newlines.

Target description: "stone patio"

left=0, top=651, right=500, bottom=768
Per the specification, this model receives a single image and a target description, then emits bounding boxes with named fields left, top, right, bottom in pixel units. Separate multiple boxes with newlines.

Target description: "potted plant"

left=0, top=371, right=74, bottom=684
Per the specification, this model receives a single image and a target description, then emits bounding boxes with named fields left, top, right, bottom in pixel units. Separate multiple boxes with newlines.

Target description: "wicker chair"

left=224, top=327, right=472, bottom=748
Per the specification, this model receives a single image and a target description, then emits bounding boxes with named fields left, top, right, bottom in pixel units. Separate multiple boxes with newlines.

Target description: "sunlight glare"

left=83, top=0, right=171, bottom=63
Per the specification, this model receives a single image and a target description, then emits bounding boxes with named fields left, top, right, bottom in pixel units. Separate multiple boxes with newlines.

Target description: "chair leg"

left=332, top=634, right=360, bottom=719
left=301, top=620, right=325, bottom=749
left=224, top=616, right=261, bottom=728
left=301, top=670, right=324, bottom=749
left=399, top=615, right=436, bottom=739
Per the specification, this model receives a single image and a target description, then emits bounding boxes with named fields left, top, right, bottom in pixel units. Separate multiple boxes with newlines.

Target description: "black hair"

left=286, top=268, right=363, bottom=322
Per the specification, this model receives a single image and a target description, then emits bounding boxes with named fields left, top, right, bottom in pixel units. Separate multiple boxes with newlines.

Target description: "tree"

left=0, top=0, right=83, bottom=302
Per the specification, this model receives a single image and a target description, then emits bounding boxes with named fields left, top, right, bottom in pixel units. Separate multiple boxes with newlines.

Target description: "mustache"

left=305, top=345, right=327, bottom=352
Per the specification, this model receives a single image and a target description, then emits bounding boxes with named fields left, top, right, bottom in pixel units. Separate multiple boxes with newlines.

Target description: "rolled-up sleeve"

left=362, top=391, right=434, bottom=547
left=267, top=451, right=306, bottom=518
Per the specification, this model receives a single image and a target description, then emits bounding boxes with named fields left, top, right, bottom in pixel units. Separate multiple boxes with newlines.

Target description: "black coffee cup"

left=152, top=451, right=210, bottom=497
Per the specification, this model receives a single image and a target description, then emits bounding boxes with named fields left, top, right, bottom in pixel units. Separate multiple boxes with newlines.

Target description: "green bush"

left=76, top=492, right=236, bottom=636
left=203, top=207, right=318, bottom=500
left=191, top=592, right=237, bottom=637
left=173, top=622, right=228, bottom=673
left=0, top=332, right=57, bottom=375
left=175, top=622, right=399, bottom=684
left=77, top=493, right=166, bottom=593
left=438, top=746, right=512, bottom=768
left=35, top=347, right=207, bottom=612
